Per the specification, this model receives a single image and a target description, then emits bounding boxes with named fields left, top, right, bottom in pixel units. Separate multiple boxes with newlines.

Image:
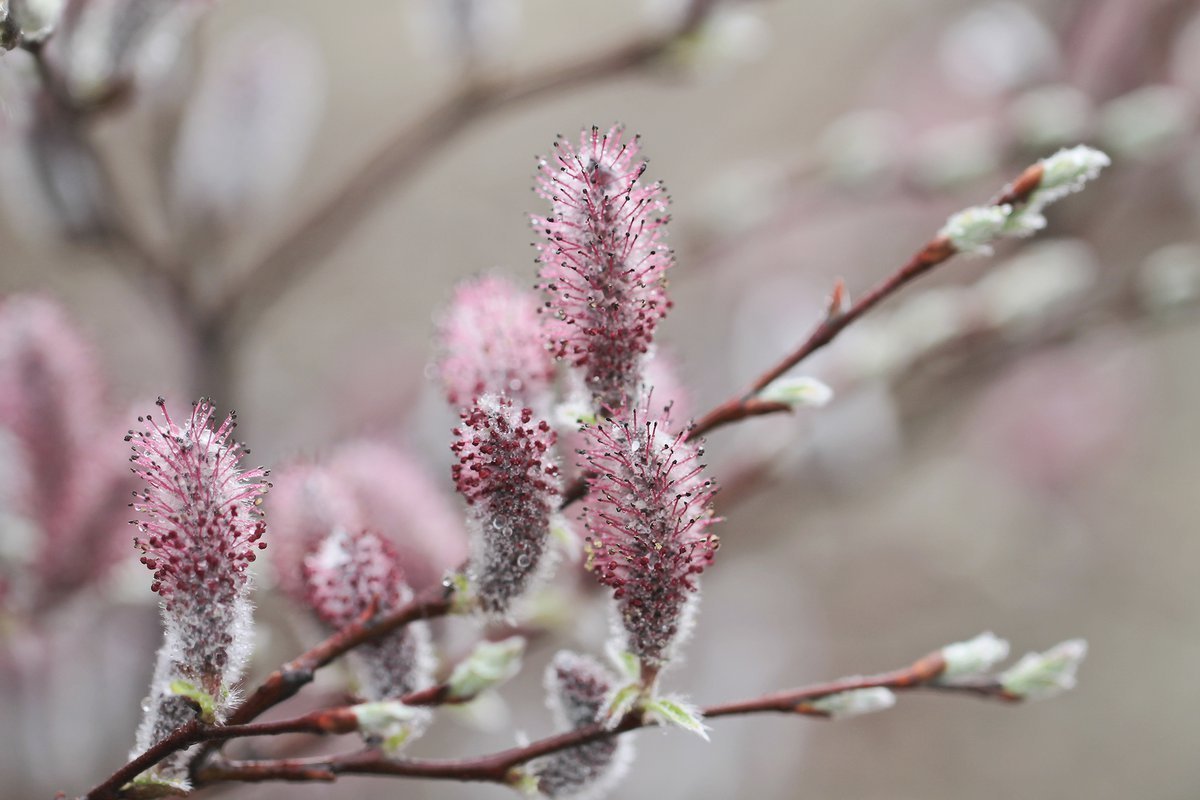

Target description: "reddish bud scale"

left=451, top=394, right=560, bottom=614
left=303, top=528, right=431, bottom=700
left=535, top=125, right=673, bottom=412
left=436, top=274, right=555, bottom=408
left=533, top=651, right=632, bottom=798
left=582, top=403, right=719, bottom=667
left=127, top=398, right=267, bottom=695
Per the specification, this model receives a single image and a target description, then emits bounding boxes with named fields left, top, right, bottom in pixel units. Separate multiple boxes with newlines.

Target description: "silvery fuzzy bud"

left=939, top=631, right=1011, bottom=682
left=529, top=651, right=634, bottom=799
left=303, top=528, right=434, bottom=704
left=1000, top=639, right=1088, bottom=701
left=809, top=687, right=896, bottom=719
left=445, top=636, right=526, bottom=701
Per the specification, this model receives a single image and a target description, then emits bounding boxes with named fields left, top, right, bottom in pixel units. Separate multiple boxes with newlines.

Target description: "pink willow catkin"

left=127, top=398, right=267, bottom=780
left=0, top=295, right=131, bottom=610
left=302, top=528, right=433, bottom=704
left=530, top=651, right=634, bottom=798
left=583, top=401, right=719, bottom=670
left=268, top=441, right=469, bottom=599
left=436, top=273, right=555, bottom=409
left=535, top=125, right=673, bottom=413
left=451, top=394, right=560, bottom=614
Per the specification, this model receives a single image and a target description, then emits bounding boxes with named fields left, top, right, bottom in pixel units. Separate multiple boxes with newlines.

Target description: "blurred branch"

left=207, top=0, right=720, bottom=339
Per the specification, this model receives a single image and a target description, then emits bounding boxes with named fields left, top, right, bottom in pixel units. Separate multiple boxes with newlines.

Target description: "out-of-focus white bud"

left=1008, top=84, right=1094, bottom=150
left=659, top=3, right=770, bottom=80
left=1100, top=85, right=1195, bottom=160
left=940, top=204, right=1012, bottom=256
left=1170, top=10, right=1200, bottom=96
left=810, top=687, right=896, bottom=718
left=1035, top=145, right=1113, bottom=203
left=913, top=121, right=1003, bottom=189
left=758, top=376, right=834, bottom=409
left=1137, top=242, right=1200, bottom=313
left=50, top=0, right=209, bottom=106
left=2, top=0, right=65, bottom=46
left=407, top=0, right=521, bottom=69
left=446, top=636, right=526, bottom=701
left=975, top=239, right=1096, bottom=330
left=170, top=24, right=324, bottom=246
left=887, top=286, right=970, bottom=357
left=697, top=160, right=785, bottom=237
left=819, top=109, right=905, bottom=187
left=939, top=632, right=1011, bottom=681
left=1000, top=639, right=1087, bottom=700
left=996, top=146, right=1111, bottom=238
left=938, top=2, right=1059, bottom=98
left=352, top=701, right=429, bottom=754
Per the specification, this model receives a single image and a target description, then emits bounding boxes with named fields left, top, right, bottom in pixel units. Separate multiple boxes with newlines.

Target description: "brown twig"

left=687, top=160, right=1049, bottom=441
left=225, top=585, right=456, bottom=727
left=80, top=671, right=475, bottom=800
left=191, top=647, right=1016, bottom=791
left=79, top=707, right=360, bottom=800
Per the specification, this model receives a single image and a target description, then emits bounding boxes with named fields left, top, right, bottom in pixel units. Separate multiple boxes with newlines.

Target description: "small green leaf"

left=447, top=637, right=525, bottom=701
left=757, top=376, right=834, bottom=408
left=124, top=775, right=190, bottom=798
left=604, top=682, right=641, bottom=726
left=167, top=680, right=216, bottom=722
left=507, top=767, right=541, bottom=796
left=647, top=697, right=710, bottom=741
left=447, top=572, right=475, bottom=614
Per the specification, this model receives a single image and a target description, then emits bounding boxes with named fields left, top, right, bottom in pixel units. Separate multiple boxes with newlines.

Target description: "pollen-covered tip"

left=129, top=398, right=267, bottom=615
left=530, top=651, right=634, bottom=799
left=582, top=401, right=719, bottom=669
left=303, top=528, right=434, bottom=702
left=535, top=125, right=674, bottom=413
left=436, top=273, right=555, bottom=408
left=451, top=394, right=560, bottom=614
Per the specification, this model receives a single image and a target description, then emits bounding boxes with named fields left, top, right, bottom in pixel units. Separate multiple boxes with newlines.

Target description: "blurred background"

left=2, top=0, right=1199, bottom=797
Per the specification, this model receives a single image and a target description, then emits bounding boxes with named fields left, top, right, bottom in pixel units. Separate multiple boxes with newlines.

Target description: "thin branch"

left=191, top=647, right=1017, bottom=791
left=80, top=679, right=462, bottom=800
left=225, top=586, right=456, bottom=727
left=207, top=0, right=720, bottom=338
left=689, top=161, right=1048, bottom=439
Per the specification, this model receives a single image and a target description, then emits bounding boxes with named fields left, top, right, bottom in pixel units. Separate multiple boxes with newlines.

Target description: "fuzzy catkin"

left=127, top=399, right=267, bottom=783
left=451, top=394, right=560, bottom=615
left=535, top=125, right=673, bottom=413
left=582, top=401, right=719, bottom=668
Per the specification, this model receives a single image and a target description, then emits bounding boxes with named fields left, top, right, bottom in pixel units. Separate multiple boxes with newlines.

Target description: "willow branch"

left=80, top=707, right=360, bottom=800
left=209, top=0, right=720, bottom=337
left=80, top=674, right=471, bottom=800
left=192, top=647, right=1017, bottom=790
left=688, top=161, right=1048, bottom=440
left=225, top=585, right=456, bottom=727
